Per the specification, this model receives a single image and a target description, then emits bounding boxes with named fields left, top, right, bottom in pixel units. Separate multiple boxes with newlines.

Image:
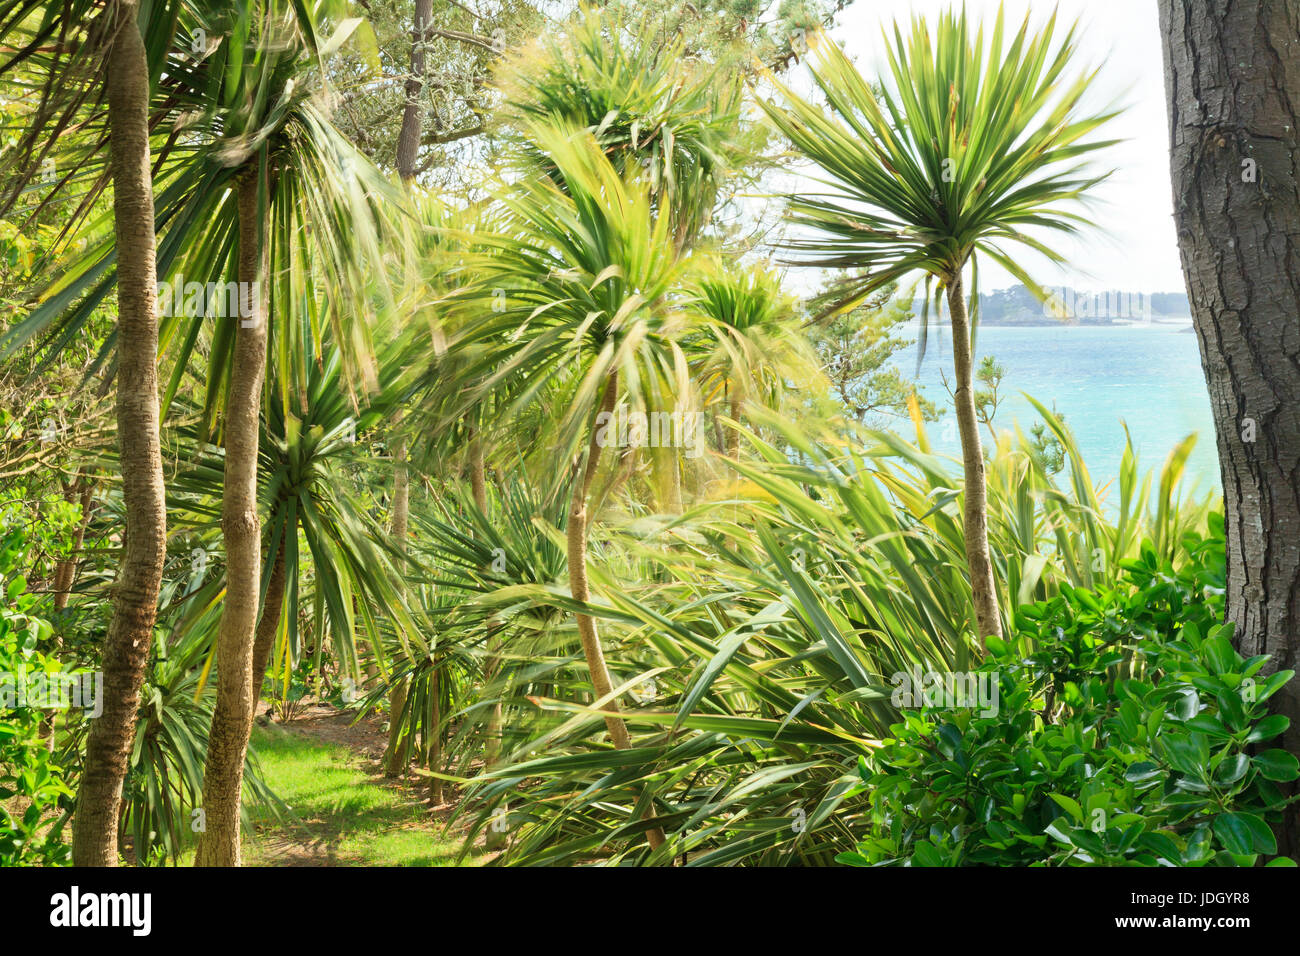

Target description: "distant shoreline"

left=906, top=285, right=1194, bottom=328
left=912, top=317, right=1196, bottom=328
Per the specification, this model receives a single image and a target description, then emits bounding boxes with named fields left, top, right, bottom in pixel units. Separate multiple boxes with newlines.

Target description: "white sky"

left=818, top=0, right=1186, bottom=295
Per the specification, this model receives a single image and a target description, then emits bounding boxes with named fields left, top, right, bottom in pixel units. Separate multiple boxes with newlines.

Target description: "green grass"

left=234, top=723, right=475, bottom=867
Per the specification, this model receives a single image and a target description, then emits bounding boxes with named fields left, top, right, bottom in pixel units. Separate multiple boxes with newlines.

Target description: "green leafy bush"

left=842, top=524, right=1298, bottom=867
left=0, top=527, right=74, bottom=865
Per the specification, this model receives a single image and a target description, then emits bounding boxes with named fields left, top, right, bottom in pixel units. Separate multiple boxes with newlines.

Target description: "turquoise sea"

left=897, top=321, right=1221, bottom=494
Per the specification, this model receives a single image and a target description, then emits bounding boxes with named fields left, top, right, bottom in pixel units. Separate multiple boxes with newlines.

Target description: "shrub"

left=0, top=527, right=74, bottom=865
left=841, top=526, right=1298, bottom=867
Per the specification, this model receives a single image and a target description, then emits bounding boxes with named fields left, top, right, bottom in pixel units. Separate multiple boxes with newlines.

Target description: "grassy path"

left=235, top=707, right=480, bottom=867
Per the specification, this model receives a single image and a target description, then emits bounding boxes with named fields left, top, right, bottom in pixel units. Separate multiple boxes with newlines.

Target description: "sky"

left=815, top=0, right=1187, bottom=295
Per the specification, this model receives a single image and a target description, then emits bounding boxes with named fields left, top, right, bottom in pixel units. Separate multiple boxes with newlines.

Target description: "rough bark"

left=947, top=274, right=1002, bottom=644
left=72, top=0, right=167, bottom=867
left=1158, top=0, right=1300, bottom=853
left=567, top=373, right=665, bottom=850
left=395, top=0, right=433, bottom=183
left=194, top=166, right=269, bottom=867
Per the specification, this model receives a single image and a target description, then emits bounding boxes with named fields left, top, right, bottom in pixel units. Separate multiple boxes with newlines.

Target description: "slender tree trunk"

left=194, top=165, right=269, bottom=867
left=1158, top=0, right=1300, bottom=854
left=472, top=425, right=505, bottom=784
left=469, top=429, right=487, bottom=513
left=52, top=477, right=95, bottom=612
left=383, top=0, right=425, bottom=773
left=383, top=678, right=411, bottom=774
left=395, top=0, right=433, bottom=183
left=568, top=373, right=665, bottom=851
left=428, top=663, right=444, bottom=804
left=946, top=274, right=1002, bottom=645
left=383, top=428, right=411, bottom=776
left=569, top=376, right=630, bottom=748
left=726, top=393, right=742, bottom=459
left=72, top=0, right=167, bottom=867
left=250, top=535, right=288, bottom=699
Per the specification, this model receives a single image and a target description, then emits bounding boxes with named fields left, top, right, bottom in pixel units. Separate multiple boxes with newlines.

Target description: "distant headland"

left=912, top=284, right=1192, bottom=326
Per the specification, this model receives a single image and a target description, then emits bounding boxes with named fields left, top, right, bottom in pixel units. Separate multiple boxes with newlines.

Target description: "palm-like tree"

left=492, top=8, right=746, bottom=513
left=437, top=126, right=698, bottom=848
left=759, top=10, right=1119, bottom=642
left=176, top=2, right=399, bottom=866
left=687, top=258, right=817, bottom=459
left=10, top=0, right=403, bottom=865
left=0, top=0, right=184, bottom=865
left=171, top=340, right=423, bottom=693
left=496, top=6, right=744, bottom=255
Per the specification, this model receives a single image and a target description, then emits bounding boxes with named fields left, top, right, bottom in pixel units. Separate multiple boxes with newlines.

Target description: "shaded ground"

left=240, top=703, right=484, bottom=867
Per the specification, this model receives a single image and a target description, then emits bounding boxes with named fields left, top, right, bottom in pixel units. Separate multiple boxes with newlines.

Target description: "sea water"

left=897, top=320, right=1221, bottom=493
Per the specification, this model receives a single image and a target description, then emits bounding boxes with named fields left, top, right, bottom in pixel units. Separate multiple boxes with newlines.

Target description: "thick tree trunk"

left=1158, top=0, right=1300, bottom=853
left=567, top=373, right=665, bottom=851
left=194, top=166, right=269, bottom=867
left=72, top=0, right=167, bottom=867
left=395, top=0, right=433, bottom=183
left=947, top=274, right=1002, bottom=645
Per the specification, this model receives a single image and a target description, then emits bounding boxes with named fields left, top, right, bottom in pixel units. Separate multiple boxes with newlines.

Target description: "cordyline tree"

left=686, top=257, right=817, bottom=460
left=494, top=6, right=747, bottom=512
left=9, top=0, right=401, bottom=865
left=1156, top=0, right=1300, bottom=852
left=0, top=0, right=177, bottom=866
left=166, top=1, right=399, bottom=867
left=438, top=125, right=698, bottom=851
left=759, top=9, right=1119, bottom=644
